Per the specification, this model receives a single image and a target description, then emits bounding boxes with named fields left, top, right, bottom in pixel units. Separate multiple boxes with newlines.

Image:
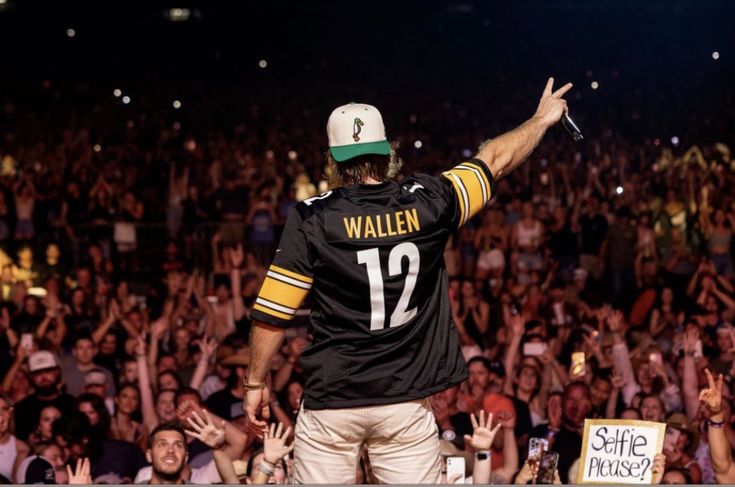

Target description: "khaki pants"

left=293, top=398, right=441, bottom=484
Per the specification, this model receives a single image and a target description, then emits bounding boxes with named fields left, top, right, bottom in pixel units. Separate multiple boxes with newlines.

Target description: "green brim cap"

left=330, top=140, right=391, bottom=163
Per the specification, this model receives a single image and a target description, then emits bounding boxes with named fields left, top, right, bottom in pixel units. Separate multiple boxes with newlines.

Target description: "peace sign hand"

left=534, top=77, right=573, bottom=129
left=699, top=368, right=724, bottom=415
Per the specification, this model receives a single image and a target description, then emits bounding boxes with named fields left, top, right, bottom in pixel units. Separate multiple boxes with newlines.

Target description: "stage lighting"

left=258, top=59, right=268, bottom=68
left=93, top=144, right=101, bottom=152
left=66, top=28, right=76, bottom=38
left=712, top=51, right=720, bottom=60
left=167, top=8, right=191, bottom=22
left=288, top=151, right=298, bottom=161
left=173, top=100, right=182, bottom=109
left=414, top=140, right=423, bottom=149
left=616, top=186, right=623, bottom=195
left=122, top=96, right=131, bottom=104
left=671, top=136, right=680, bottom=146
left=113, top=89, right=122, bottom=97
left=591, top=81, right=599, bottom=90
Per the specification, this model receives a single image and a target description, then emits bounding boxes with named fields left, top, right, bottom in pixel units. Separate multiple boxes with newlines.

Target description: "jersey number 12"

left=357, top=242, right=420, bottom=330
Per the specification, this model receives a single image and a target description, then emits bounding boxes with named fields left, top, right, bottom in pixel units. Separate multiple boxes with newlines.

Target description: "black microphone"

left=561, top=113, right=583, bottom=142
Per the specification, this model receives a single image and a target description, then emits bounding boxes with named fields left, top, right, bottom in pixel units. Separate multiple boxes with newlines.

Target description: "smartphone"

left=571, top=352, right=586, bottom=377
left=649, top=352, right=663, bottom=366
left=20, top=333, right=33, bottom=351
left=528, top=437, right=549, bottom=460
left=536, top=451, right=560, bottom=484
left=446, top=456, right=465, bottom=484
left=524, top=342, right=547, bottom=357
left=663, top=427, right=681, bottom=453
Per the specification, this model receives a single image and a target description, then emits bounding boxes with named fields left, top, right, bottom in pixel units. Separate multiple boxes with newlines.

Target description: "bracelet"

left=242, top=378, right=266, bottom=390
left=257, top=461, right=275, bottom=476
left=476, top=450, right=491, bottom=461
left=709, top=418, right=726, bottom=428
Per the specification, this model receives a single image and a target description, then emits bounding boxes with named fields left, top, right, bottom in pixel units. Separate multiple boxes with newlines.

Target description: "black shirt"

left=580, top=214, right=609, bottom=255
left=251, top=161, right=495, bottom=409
left=14, top=392, right=77, bottom=440
left=204, top=388, right=242, bottom=420
left=91, top=439, right=147, bottom=481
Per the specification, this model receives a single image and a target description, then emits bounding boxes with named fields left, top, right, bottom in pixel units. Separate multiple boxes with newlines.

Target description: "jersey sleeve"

left=251, top=206, right=313, bottom=328
left=440, top=159, right=495, bottom=228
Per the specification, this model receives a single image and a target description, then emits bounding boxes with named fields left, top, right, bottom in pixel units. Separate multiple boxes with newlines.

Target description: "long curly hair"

left=323, top=146, right=403, bottom=189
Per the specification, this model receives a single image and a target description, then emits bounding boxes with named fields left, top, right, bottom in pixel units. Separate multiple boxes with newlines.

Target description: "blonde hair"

left=323, top=147, right=403, bottom=189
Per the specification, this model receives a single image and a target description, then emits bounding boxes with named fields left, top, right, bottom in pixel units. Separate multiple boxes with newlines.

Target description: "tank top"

left=0, top=435, right=18, bottom=480
left=517, top=220, right=541, bottom=248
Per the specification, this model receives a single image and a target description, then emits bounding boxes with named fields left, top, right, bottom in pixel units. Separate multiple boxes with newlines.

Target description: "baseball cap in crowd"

left=28, top=351, right=58, bottom=373
left=327, top=103, right=391, bottom=162
left=84, top=369, right=107, bottom=387
left=20, top=456, right=55, bottom=484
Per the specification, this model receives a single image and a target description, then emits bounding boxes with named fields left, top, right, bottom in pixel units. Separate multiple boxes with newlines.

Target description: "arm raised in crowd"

left=681, top=329, right=701, bottom=422
left=702, top=369, right=735, bottom=483
left=135, top=336, right=160, bottom=432
left=608, top=310, right=639, bottom=406
left=251, top=423, right=294, bottom=485
left=189, top=337, right=217, bottom=391
left=229, top=245, right=247, bottom=322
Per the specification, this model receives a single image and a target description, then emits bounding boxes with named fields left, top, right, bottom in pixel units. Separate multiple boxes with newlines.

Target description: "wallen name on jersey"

left=342, top=208, right=420, bottom=240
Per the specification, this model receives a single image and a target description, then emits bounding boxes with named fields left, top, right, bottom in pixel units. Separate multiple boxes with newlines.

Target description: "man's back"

left=252, top=162, right=495, bottom=409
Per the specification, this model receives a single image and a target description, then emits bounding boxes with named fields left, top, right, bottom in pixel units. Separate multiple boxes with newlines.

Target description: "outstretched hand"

left=463, top=410, right=503, bottom=451
left=262, top=422, right=295, bottom=465
left=184, top=409, right=226, bottom=450
left=534, top=77, right=573, bottom=129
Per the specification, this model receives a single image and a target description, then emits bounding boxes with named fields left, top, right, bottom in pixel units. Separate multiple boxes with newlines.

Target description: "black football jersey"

left=251, top=159, right=495, bottom=409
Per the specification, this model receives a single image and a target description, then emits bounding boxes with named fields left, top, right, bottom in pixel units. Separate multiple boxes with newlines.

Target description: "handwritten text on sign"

left=577, top=420, right=665, bottom=484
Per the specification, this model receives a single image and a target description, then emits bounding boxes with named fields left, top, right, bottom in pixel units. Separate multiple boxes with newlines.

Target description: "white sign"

left=577, top=419, right=665, bottom=484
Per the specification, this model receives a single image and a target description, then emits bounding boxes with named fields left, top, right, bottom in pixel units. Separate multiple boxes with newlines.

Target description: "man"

left=61, top=335, right=115, bottom=397
left=14, top=351, right=75, bottom=440
left=146, top=423, right=188, bottom=484
left=245, top=78, right=573, bottom=483
left=531, top=382, right=592, bottom=483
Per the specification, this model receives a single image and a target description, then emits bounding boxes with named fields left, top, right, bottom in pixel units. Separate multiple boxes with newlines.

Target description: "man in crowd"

left=14, top=351, right=76, bottom=440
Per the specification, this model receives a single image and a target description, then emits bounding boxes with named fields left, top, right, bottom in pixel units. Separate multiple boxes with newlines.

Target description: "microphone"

left=561, top=113, right=584, bottom=142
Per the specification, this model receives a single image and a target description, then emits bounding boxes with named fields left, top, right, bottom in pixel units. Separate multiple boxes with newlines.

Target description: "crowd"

left=0, top=50, right=733, bottom=483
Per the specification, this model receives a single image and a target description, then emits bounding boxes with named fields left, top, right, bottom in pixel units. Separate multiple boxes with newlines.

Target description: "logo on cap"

left=353, top=118, right=364, bottom=142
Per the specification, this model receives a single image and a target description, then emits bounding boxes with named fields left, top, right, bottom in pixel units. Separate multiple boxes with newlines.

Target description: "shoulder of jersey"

left=294, top=188, right=346, bottom=216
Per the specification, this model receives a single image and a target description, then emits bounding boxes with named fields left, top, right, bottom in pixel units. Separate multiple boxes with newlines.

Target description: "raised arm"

left=702, top=369, right=735, bottom=483
left=475, top=78, right=572, bottom=180
left=135, top=336, right=160, bottom=432
left=681, top=330, right=701, bottom=422
left=229, top=245, right=247, bottom=322
left=189, top=337, right=217, bottom=391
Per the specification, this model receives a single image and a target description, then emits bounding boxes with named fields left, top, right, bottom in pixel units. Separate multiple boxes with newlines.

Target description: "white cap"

left=28, top=351, right=58, bottom=373
left=326, top=103, right=391, bottom=162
